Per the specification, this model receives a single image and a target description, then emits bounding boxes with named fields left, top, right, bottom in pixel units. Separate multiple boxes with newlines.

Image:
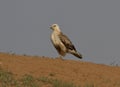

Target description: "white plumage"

left=50, top=24, right=82, bottom=59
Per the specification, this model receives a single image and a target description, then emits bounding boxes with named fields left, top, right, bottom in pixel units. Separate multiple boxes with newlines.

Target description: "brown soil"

left=0, top=52, right=120, bottom=87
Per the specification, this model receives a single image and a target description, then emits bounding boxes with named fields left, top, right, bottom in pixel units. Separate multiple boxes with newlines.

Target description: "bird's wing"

left=59, top=33, right=76, bottom=51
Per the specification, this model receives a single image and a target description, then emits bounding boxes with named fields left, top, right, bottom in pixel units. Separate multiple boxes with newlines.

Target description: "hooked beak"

left=50, top=26, right=52, bottom=30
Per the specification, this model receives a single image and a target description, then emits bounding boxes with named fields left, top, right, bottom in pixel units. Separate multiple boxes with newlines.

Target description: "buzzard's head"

left=50, top=24, right=61, bottom=32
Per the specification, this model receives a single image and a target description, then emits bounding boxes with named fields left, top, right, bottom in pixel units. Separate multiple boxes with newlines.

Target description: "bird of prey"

left=50, top=24, right=82, bottom=59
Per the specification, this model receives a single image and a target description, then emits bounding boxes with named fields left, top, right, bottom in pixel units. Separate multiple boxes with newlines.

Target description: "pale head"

left=50, top=24, right=61, bottom=32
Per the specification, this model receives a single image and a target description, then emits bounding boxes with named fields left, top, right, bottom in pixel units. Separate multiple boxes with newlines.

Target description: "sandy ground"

left=0, top=52, right=120, bottom=87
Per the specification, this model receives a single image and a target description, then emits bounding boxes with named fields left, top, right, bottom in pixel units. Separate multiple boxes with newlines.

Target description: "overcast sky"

left=0, top=0, right=120, bottom=65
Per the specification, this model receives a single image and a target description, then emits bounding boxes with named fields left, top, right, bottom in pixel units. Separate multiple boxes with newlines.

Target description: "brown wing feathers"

left=59, top=33, right=76, bottom=51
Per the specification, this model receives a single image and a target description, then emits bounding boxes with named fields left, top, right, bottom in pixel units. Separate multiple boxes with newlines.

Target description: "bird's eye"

left=53, top=25, right=56, bottom=27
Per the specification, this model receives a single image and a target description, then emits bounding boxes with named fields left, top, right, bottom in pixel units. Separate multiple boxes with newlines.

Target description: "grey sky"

left=0, top=0, right=120, bottom=65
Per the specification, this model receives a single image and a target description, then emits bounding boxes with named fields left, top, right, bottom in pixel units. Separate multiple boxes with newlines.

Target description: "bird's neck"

left=53, top=29, right=62, bottom=35
left=56, top=28, right=61, bottom=32
left=54, top=28, right=61, bottom=34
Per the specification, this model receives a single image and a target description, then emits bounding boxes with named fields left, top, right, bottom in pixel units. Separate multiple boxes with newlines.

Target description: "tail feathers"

left=73, top=52, right=82, bottom=59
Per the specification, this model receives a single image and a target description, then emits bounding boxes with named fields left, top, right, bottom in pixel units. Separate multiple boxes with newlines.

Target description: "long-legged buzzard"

left=50, top=24, right=82, bottom=59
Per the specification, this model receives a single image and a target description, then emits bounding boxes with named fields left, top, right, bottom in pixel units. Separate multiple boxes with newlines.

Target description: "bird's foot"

left=56, top=55, right=64, bottom=61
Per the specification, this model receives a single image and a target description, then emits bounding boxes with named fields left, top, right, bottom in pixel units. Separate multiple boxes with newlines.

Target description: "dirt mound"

left=0, top=52, right=120, bottom=87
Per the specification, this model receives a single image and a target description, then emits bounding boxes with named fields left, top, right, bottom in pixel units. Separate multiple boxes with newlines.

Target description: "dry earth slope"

left=0, top=52, right=120, bottom=87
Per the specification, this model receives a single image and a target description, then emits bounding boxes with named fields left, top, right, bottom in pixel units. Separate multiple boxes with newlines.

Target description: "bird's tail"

left=72, top=51, right=82, bottom=59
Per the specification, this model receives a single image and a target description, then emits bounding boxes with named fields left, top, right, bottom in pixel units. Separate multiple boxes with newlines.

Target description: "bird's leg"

left=55, top=55, right=64, bottom=60
left=58, top=55, right=64, bottom=60
left=59, top=55, right=62, bottom=58
left=56, top=55, right=62, bottom=59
